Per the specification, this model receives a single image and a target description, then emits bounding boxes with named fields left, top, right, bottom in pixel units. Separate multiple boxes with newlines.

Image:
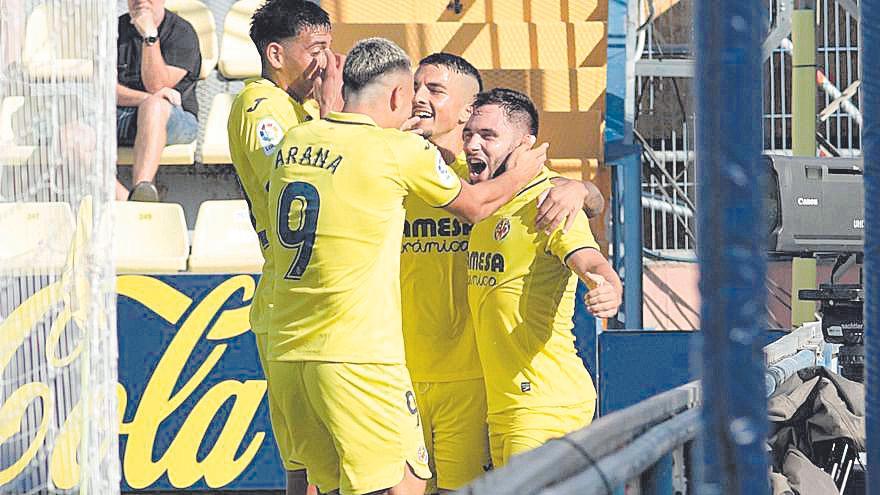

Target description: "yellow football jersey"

left=401, top=153, right=482, bottom=382
left=227, top=78, right=319, bottom=335
left=267, top=111, right=463, bottom=363
left=467, top=167, right=599, bottom=414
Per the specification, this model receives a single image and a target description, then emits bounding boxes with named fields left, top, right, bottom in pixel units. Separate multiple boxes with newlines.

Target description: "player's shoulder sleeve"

left=546, top=207, right=601, bottom=263
left=391, top=132, right=463, bottom=208
left=229, top=84, right=299, bottom=160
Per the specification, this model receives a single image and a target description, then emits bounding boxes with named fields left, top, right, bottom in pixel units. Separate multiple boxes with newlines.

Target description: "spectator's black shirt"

left=117, top=10, right=201, bottom=116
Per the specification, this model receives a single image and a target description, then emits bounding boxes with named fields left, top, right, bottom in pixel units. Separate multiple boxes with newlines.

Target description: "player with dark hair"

left=265, top=38, right=547, bottom=495
left=247, top=0, right=342, bottom=109
left=401, top=54, right=607, bottom=493
left=400, top=53, right=489, bottom=494
left=463, top=87, right=622, bottom=467
left=227, top=1, right=341, bottom=494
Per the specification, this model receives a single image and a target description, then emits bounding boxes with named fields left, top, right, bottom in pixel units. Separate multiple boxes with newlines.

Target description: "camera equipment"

left=799, top=253, right=864, bottom=382
left=764, top=155, right=863, bottom=254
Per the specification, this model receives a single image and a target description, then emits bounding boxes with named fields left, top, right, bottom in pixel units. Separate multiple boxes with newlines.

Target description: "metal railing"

left=457, top=382, right=701, bottom=495
left=456, top=324, right=826, bottom=494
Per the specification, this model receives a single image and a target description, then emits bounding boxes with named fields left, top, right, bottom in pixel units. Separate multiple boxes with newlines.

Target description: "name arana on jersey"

left=274, top=144, right=343, bottom=173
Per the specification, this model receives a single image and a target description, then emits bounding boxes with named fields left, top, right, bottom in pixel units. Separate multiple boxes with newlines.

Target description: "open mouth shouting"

left=468, top=156, right=489, bottom=183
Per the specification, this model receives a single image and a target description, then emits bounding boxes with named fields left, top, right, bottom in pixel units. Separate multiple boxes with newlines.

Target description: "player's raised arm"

left=441, top=136, right=547, bottom=224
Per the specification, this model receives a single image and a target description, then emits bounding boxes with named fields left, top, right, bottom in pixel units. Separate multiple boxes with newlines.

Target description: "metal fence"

left=637, top=0, right=861, bottom=252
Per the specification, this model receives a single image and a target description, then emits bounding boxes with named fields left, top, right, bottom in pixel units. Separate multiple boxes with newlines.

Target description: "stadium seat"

left=322, top=0, right=606, bottom=22
left=330, top=22, right=606, bottom=70
left=538, top=110, right=603, bottom=161
left=189, top=200, right=264, bottom=273
left=547, top=158, right=600, bottom=181
left=324, top=0, right=474, bottom=23
left=217, top=0, right=265, bottom=79
left=21, top=3, right=95, bottom=80
left=0, top=97, right=36, bottom=166
left=202, top=93, right=235, bottom=164
left=166, top=0, right=219, bottom=79
left=113, top=202, right=189, bottom=273
left=481, top=68, right=606, bottom=112
left=527, top=0, right=608, bottom=22
left=0, top=202, right=75, bottom=273
left=116, top=144, right=196, bottom=166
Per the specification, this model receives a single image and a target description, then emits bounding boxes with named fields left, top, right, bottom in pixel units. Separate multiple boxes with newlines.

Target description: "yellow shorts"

left=255, top=332, right=305, bottom=472
left=268, top=361, right=432, bottom=495
left=414, top=378, right=490, bottom=492
left=488, top=401, right=596, bottom=467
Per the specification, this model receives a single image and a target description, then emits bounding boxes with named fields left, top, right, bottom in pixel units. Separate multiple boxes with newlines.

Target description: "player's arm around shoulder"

left=391, top=132, right=464, bottom=206
left=443, top=136, right=549, bottom=224
left=535, top=176, right=606, bottom=234
left=547, top=212, right=622, bottom=318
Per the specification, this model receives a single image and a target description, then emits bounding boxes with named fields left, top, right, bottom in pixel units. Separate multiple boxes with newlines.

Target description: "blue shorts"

left=116, top=104, right=198, bottom=146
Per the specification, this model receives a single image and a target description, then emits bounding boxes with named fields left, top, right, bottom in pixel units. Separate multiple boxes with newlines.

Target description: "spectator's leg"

left=132, top=94, right=172, bottom=185
left=116, top=179, right=129, bottom=200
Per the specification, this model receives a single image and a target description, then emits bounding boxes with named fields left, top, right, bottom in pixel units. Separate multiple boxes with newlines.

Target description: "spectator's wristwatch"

left=143, top=34, right=159, bottom=46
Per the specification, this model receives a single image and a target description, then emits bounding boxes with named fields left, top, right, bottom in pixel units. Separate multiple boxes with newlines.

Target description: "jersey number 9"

left=277, top=181, right=320, bottom=280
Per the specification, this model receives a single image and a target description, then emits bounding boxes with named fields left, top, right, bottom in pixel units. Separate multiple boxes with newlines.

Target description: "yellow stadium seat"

left=331, top=23, right=413, bottom=59
left=21, top=3, right=96, bottom=80
left=331, top=23, right=490, bottom=68
left=323, top=0, right=422, bottom=23
left=322, top=0, right=607, bottom=23
left=481, top=68, right=606, bottom=112
left=0, top=97, right=36, bottom=166
left=331, top=22, right=606, bottom=70
left=0, top=202, right=75, bottom=273
left=570, top=21, right=608, bottom=67
left=202, top=93, right=235, bottom=164
left=526, top=0, right=607, bottom=22
left=217, top=0, right=265, bottom=79
left=538, top=110, right=603, bottom=160
left=189, top=200, right=264, bottom=273
left=116, top=144, right=196, bottom=165
left=547, top=158, right=601, bottom=181
left=167, top=0, right=219, bottom=79
left=323, top=0, right=494, bottom=23
left=113, top=202, right=189, bottom=273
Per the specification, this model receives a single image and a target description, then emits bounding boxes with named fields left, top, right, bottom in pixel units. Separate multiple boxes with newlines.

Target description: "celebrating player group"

left=228, top=2, right=623, bottom=494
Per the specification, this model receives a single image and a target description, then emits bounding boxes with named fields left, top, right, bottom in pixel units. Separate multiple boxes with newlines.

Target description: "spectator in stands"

left=116, top=0, right=201, bottom=201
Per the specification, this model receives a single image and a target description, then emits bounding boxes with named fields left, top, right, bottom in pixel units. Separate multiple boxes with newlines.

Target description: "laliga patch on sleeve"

left=257, top=117, right=284, bottom=155
left=435, top=151, right=458, bottom=188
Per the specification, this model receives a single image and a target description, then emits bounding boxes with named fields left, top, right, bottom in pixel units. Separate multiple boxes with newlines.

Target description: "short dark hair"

left=472, top=88, right=539, bottom=135
left=249, top=0, right=330, bottom=59
left=418, top=53, right=483, bottom=91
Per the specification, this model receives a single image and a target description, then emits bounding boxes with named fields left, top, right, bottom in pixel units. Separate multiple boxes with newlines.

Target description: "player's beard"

left=492, top=143, right=521, bottom=178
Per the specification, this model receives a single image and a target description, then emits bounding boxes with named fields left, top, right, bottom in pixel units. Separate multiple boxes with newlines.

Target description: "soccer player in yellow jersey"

left=265, top=38, right=547, bottom=495
left=399, top=53, right=488, bottom=494
left=401, top=53, right=608, bottom=493
left=463, top=88, right=623, bottom=467
left=227, top=1, right=341, bottom=494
